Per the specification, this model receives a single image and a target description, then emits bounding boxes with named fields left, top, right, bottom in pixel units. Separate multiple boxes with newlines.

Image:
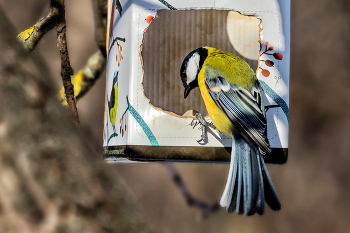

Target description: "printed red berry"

left=265, top=41, right=269, bottom=47
left=265, top=60, right=274, bottom=67
left=273, top=52, right=283, bottom=60
left=145, top=15, right=154, bottom=24
left=261, top=69, right=270, bottom=77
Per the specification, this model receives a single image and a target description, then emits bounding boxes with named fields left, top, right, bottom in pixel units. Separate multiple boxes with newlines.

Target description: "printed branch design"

left=259, top=41, right=283, bottom=77
left=108, top=37, right=126, bottom=59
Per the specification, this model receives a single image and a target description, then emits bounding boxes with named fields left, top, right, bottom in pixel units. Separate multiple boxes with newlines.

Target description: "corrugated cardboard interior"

left=141, top=10, right=259, bottom=116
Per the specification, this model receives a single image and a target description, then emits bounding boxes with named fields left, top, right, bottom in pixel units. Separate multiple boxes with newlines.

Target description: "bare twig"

left=16, top=5, right=56, bottom=51
left=57, top=0, right=108, bottom=105
left=64, top=0, right=108, bottom=103
left=52, top=0, right=79, bottom=124
left=58, top=50, right=106, bottom=105
left=163, top=163, right=220, bottom=218
left=17, top=0, right=80, bottom=124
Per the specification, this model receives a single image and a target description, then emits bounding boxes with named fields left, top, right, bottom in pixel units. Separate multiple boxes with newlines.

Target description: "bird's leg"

left=195, top=113, right=216, bottom=143
left=198, top=124, right=207, bottom=143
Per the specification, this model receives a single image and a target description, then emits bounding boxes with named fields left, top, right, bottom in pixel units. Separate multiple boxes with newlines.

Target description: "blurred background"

left=1, top=0, right=350, bottom=232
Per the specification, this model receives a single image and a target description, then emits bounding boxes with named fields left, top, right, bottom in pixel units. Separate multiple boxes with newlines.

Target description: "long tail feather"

left=220, top=137, right=280, bottom=215
left=220, top=142, right=237, bottom=208
left=260, top=155, right=281, bottom=211
left=255, top=151, right=265, bottom=215
left=236, top=153, right=243, bottom=214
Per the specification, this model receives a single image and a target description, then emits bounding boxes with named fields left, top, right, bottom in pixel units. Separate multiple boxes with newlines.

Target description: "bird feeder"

left=103, top=0, right=290, bottom=164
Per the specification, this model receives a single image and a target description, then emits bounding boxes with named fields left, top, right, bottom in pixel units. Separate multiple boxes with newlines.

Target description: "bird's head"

left=180, top=47, right=208, bottom=98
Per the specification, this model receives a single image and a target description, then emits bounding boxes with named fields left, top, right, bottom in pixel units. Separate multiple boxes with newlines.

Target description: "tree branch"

left=0, top=7, right=156, bottom=232
left=52, top=0, right=79, bottom=124
left=57, top=0, right=108, bottom=105
left=16, top=4, right=57, bottom=51
left=58, top=50, right=106, bottom=105
left=163, top=163, right=220, bottom=218
left=17, top=0, right=80, bottom=124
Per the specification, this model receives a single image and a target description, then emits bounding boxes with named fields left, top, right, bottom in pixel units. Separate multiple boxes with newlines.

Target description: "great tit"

left=180, top=47, right=280, bottom=215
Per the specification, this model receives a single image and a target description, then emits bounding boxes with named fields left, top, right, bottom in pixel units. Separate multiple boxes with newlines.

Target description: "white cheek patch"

left=186, top=52, right=200, bottom=84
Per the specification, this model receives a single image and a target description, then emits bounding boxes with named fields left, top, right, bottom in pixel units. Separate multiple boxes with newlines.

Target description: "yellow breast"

left=197, top=68, right=234, bottom=137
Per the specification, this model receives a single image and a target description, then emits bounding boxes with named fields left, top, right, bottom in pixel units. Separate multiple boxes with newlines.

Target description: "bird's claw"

left=197, top=127, right=207, bottom=143
left=195, top=113, right=216, bottom=143
left=195, top=113, right=216, bottom=128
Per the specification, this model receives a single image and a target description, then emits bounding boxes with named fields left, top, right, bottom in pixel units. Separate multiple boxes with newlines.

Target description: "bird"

left=180, top=47, right=281, bottom=215
left=108, top=71, right=119, bottom=133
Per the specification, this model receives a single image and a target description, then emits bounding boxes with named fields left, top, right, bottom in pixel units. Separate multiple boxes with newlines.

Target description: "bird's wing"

left=205, top=71, right=271, bottom=153
left=108, top=72, right=118, bottom=111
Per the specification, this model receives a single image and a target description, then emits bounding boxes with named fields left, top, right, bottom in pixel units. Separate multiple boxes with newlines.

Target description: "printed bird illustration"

left=108, top=71, right=119, bottom=133
left=180, top=47, right=281, bottom=215
left=109, top=0, right=123, bottom=39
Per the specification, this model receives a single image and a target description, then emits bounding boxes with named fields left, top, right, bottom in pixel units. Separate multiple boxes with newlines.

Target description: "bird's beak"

left=184, top=85, right=192, bottom=99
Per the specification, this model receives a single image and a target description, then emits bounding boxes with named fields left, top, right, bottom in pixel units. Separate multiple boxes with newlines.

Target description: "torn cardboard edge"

left=140, top=9, right=262, bottom=117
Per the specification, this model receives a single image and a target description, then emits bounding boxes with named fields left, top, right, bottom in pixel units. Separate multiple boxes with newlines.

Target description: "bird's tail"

left=220, top=137, right=281, bottom=215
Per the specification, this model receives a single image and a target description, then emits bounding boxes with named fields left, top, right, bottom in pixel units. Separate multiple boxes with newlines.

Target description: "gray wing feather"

left=206, top=76, right=271, bottom=153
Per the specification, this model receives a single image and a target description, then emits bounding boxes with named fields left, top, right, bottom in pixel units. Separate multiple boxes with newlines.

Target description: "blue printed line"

left=158, top=0, right=177, bottom=10
left=259, top=80, right=289, bottom=121
left=127, top=98, right=159, bottom=146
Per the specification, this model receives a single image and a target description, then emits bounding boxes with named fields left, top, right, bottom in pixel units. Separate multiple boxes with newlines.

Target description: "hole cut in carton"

left=141, top=10, right=261, bottom=116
